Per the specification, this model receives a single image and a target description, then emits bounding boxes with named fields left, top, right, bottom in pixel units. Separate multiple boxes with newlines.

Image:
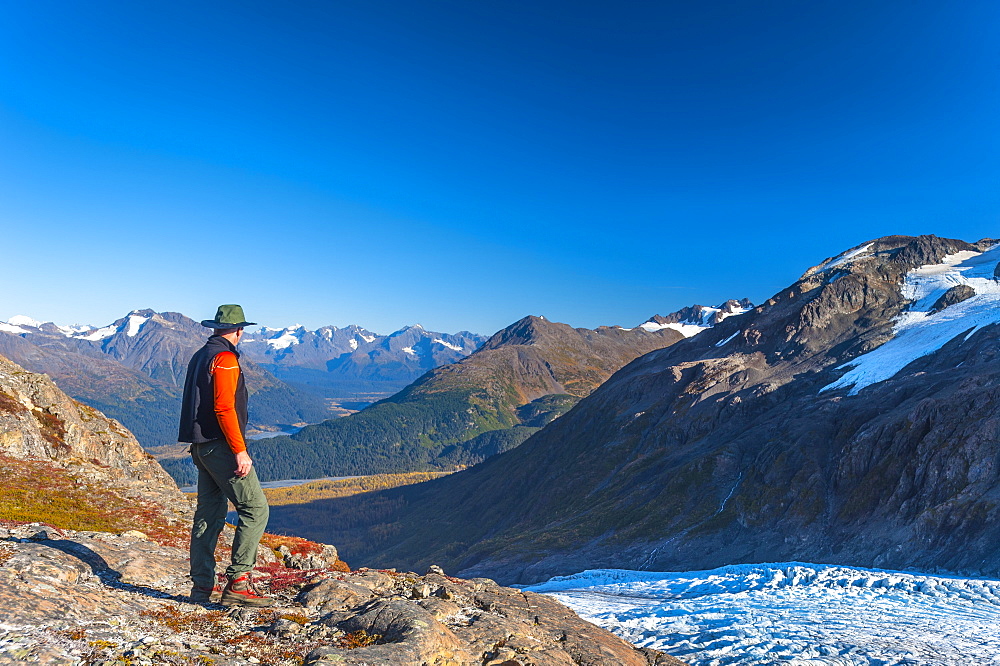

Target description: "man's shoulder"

left=211, top=350, right=240, bottom=369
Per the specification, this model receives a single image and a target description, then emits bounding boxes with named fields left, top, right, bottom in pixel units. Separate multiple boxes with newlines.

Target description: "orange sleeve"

left=210, top=351, right=246, bottom=454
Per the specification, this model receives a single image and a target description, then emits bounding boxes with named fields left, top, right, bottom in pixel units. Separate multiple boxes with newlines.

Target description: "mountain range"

left=0, top=311, right=484, bottom=456
left=264, top=235, right=1000, bottom=585
left=242, top=323, right=487, bottom=407
left=249, top=303, right=751, bottom=481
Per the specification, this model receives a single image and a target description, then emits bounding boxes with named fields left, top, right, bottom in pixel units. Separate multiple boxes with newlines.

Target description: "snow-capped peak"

left=823, top=244, right=1000, bottom=395
left=7, top=315, right=42, bottom=328
left=0, top=322, right=30, bottom=335
left=261, top=325, right=305, bottom=350
left=56, top=324, right=93, bottom=336
left=642, top=300, right=753, bottom=338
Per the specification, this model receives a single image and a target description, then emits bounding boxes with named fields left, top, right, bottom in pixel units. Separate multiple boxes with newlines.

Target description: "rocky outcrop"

left=0, top=524, right=682, bottom=665
left=0, top=353, right=185, bottom=513
left=930, top=284, right=975, bottom=312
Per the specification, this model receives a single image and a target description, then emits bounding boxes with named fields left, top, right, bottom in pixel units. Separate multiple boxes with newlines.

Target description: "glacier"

left=526, top=562, right=1000, bottom=665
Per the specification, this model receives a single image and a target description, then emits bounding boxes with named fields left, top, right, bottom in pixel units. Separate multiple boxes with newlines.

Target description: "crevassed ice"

left=823, top=244, right=1000, bottom=395
left=526, top=562, right=1000, bottom=666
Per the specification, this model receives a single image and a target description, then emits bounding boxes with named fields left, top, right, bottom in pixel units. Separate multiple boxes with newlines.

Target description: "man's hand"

left=235, top=451, right=253, bottom=478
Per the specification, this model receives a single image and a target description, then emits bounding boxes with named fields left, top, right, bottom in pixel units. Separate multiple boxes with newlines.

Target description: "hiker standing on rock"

left=178, top=304, right=273, bottom=607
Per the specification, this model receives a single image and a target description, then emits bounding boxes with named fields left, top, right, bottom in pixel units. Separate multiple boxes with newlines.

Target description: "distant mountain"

left=0, top=310, right=331, bottom=453
left=241, top=324, right=487, bottom=406
left=250, top=305, right=749, bottom=480
left=641, top=299, right=753, bottom=334
left=292, top=234, right=1000, bottom=585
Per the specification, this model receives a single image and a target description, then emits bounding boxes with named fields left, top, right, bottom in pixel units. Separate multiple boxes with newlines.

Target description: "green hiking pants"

left=189, top=439, right=269, bottom=588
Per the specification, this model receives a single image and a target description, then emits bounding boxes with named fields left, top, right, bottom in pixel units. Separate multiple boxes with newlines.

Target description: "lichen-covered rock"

left=278, top=542, right=339, bottom=569
left=0, top=526, right=689, bottom=665
left=301, top=570, right=685, bottom=665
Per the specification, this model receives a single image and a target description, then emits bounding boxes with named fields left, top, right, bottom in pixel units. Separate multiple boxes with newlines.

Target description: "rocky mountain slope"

left=250, top=307, right=747, bottom=480
left=0, top=353, right=185, bottom=515
left=275, top=235, right=1000, bottom=585
left=0, top=353, right=683, bottom=665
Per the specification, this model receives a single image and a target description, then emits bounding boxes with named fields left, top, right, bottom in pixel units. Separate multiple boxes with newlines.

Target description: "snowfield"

left=823, top=243, right=1000, bottom=395
left=526, top=563, right=1000, bottom=665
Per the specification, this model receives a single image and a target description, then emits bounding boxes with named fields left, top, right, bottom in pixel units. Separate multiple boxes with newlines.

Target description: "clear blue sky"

left=1, top=1, right=998, bottom=335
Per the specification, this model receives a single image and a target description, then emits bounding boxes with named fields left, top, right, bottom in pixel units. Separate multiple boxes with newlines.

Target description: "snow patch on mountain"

left=402, top=346, right=417, bottom=356
left=434, top=338, right=463, bottom=352
left=78, top=324, right=118, bottom=341
left=349, top=339, right=358, bottom=350
left=642, top=301, right=753, bottom=338
left=125, top=314, right=149, bottom=337
left=823, top=244, right=1000, bottom=395
left=640, top=321, right=705, bottom=337
left=821, top=242, right=875, bottom=271
left=715, top=331, right=740, bottom=347
left=527, top=563, right=1000, bottom=666
left=57, top=324, right=92, bottom=336
left=0, top=322, right=31, bottom=335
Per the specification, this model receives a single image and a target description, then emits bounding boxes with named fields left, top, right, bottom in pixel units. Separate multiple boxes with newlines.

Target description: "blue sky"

left=1, top=1, right=998, bottom=335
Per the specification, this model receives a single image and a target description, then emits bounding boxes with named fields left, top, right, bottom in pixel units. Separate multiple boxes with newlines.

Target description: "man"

left=178, top=304, right=273, bottom=607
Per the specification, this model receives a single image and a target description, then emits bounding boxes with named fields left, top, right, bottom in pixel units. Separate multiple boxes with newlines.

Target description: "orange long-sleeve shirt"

left=210, top=351, right=246, bottom=454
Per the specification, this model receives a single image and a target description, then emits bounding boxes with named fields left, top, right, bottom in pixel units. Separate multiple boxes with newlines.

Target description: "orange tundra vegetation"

left=0, top=453, right=189, bottom=546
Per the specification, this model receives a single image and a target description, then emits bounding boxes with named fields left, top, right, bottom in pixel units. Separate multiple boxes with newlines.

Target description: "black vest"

left=177, top=335, right=248, bottom=444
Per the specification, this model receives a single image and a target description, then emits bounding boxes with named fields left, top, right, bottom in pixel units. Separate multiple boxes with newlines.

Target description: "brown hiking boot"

left=220, top=573, right=275, bottom=607
left=189, top=584, right=223, bottom=603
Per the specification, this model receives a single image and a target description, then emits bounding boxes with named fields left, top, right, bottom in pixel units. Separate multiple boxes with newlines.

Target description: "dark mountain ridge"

left=277, top=235, right=1000, bottom=584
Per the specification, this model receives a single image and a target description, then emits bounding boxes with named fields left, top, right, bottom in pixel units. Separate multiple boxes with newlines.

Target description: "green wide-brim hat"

left=201, top=304, right=257, bottom=329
